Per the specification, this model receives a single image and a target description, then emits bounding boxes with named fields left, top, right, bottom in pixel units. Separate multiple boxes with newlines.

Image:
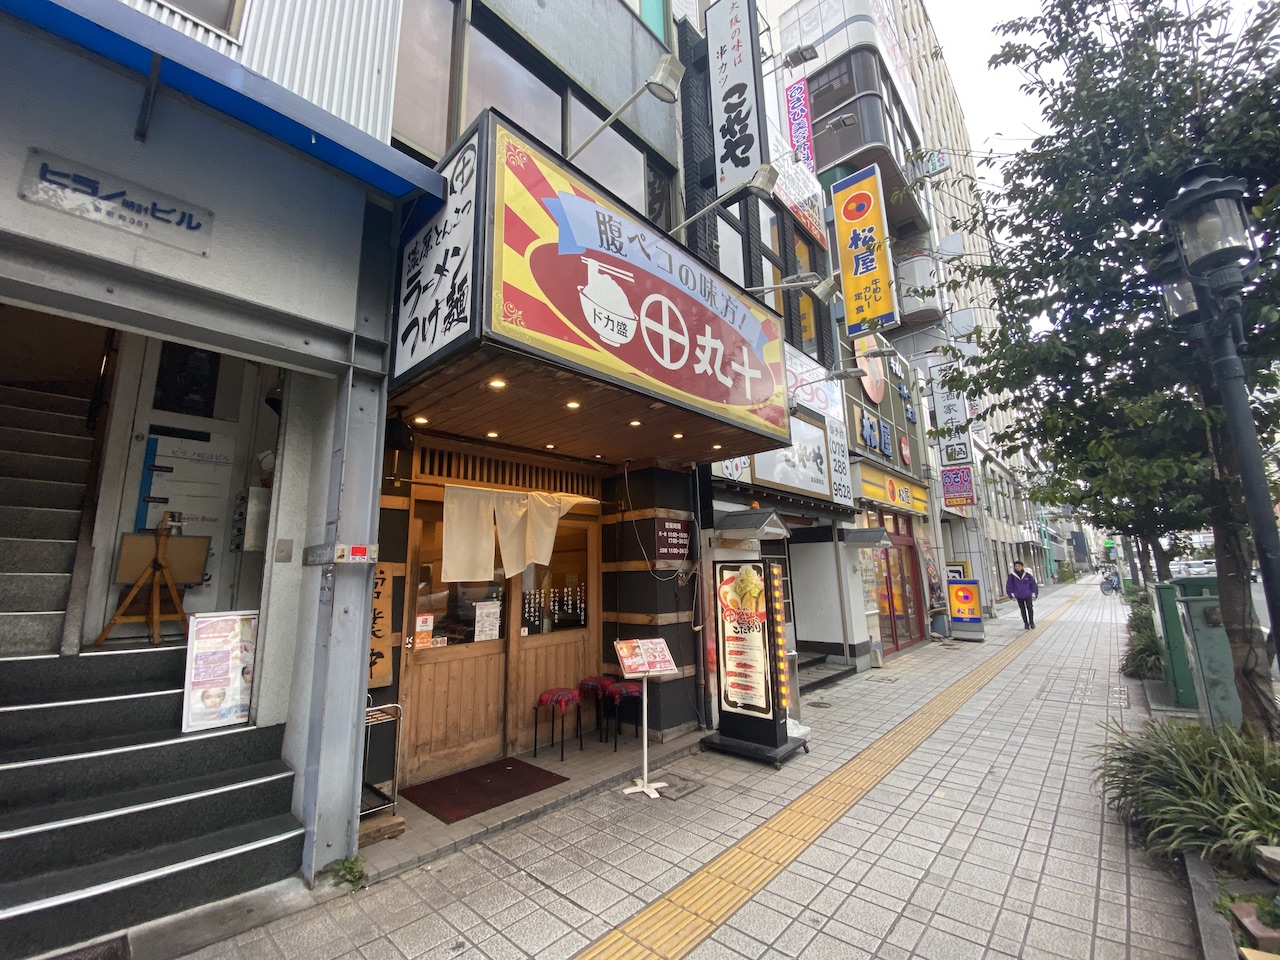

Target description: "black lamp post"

left=1157, top=164, right=1280, bottom=636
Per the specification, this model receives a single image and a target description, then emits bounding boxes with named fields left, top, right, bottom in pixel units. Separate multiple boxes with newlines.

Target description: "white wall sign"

left=753, top=416, right=831, bottom=498
left=393, top=131, right=480, bottom=384
left=777, top=345, right=854, bottom=506
left=20, top=149, right=214, bottom=255
left=706, top=0, right=767, bottom=197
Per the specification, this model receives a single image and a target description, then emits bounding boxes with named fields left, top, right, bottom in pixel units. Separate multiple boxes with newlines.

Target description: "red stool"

left=579, top=675, right=620, bottom=742
left=603, top=680, right=643, bottom=752
left=534, top=688, right=582, bottom=761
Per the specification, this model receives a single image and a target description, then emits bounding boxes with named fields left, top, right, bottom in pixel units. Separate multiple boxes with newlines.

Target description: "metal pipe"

left=567, top=85, right=646, bottom=161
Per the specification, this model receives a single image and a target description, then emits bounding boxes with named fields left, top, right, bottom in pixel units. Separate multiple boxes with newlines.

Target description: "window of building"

left=464, top=26, right=562, bottom=149
left=756, top=199, right=782, bottom=256
left=619, top=0, right=669, bottom=45
left=157, top=0, right=245, bottom=36
left=393, top=0, right=456, bottom=160
left=793, top=236, right=820, bottom=358
left=716, top=206, right=746, bottom=287
left=521, top=525, right=589, bottom=635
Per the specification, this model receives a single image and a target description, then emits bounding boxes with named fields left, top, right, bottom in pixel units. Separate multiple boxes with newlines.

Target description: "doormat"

left=401, top=758, right=569, bottom=824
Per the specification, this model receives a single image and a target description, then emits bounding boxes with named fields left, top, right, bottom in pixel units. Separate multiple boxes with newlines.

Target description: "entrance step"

left=0, top=384, right=91, bottom=418
left=0, top=571, right=72, bottom=612
left=0, top=475, right=87, bottom=510
left=0, top=403, right=91, bottom=438
left=797, top=655, right=859, bottom=696
left=0, top=644, right=186, bottom=703
left=0, top=504, right=81, bottom=539
left=0, top=424, right=93, bottom=460
left=0, top=537, right=77, bottom=573
left=0, top=686, right=183, bottom=752
left=0, top=813, right=303, bottom=960
left=0, top=449, right=90, bottom=485
left=0, top=611, right=63, bottom=656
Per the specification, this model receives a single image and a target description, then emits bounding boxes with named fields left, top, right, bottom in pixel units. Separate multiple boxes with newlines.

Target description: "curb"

left=1184, top=854, right=1238, bottom=960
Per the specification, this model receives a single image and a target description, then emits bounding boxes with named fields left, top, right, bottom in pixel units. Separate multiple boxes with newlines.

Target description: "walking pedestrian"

left=1006, top=560, right=1039, bottom=629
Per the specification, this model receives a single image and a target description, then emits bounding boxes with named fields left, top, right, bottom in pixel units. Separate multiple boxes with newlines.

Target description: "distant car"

left=1187, top=561, right=1208, bottom=576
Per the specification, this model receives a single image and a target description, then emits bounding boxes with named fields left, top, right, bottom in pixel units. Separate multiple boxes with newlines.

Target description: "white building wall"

left=122, top=0, right=402, bottom=139
left=0, top=25, right=368, bottom=332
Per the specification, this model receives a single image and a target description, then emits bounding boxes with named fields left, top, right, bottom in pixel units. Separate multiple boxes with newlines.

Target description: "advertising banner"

left=785, top=78, right=815, bottom=173
left=706, top=0, right=768, bottom=197
left=181, top=610, right=257, bottom=733
left=941, top=465, right=976, bottom=506
left=769, top=124, right=826, bottom=248
left=833, top=165, right=897, bottom=335
left=713, top=561, right=774, bottom=719
left=489, top=122, right=789, bottom=442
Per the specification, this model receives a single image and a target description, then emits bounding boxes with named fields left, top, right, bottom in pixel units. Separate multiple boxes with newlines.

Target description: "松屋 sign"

left=833, top=165, right=896, bottom=334
left=706, top=0, right=768, bottom=197
left=21, top=149, right=213, bottom=255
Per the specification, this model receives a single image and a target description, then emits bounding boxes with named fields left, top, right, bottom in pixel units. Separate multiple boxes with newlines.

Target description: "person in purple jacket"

left=1006, top=561, right=1039, bottom=629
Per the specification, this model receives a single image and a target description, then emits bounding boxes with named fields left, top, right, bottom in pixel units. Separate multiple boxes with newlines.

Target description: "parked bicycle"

left=1099, top=572, right=1121, bottom=595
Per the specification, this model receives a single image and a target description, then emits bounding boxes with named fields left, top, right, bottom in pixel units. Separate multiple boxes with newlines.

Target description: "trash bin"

left=1151, top=583, right=1198, bottom=709
left=1174, top=593, right=1242, bottom=729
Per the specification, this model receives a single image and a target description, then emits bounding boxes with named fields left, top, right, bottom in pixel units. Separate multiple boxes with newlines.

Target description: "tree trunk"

left=1206, top=415, right=1280, bottom=740
left=1136, top=538, right=1155, bottom=585
left=1151, top=538, right=1173, bottom=581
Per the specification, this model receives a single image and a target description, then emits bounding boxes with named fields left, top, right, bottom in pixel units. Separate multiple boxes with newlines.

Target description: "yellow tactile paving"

left=572, top=590, right=1089, bottom=960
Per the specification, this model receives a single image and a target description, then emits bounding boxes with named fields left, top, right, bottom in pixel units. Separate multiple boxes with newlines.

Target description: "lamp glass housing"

left=1159, top=275, right=1199, bottom=323
left=1174, top=194, right=1251, bottom=274
left=645, top=54, right=685, bottom=104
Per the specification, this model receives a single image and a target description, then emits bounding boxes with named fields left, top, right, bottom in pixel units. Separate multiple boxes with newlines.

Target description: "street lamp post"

left=1158, top=165, right=1280, bottom=640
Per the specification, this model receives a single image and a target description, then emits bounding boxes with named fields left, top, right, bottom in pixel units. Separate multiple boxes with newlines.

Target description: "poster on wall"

left=713, top=561, right=773, bottom=719
left=368, top=564, right=394, bottom=689
left=474, top=600, right=502, bottom=642
left=916, top=536, right=946, bottom=611
left=181, top=610, right=257, bottom=733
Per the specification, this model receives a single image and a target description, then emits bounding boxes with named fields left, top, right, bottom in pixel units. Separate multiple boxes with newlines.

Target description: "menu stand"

left=621, top=674, right=667, bottom=799
left=614, top=638, right=678, bottom=801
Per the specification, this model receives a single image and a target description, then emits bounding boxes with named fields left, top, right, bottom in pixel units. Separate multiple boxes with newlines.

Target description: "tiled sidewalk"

left=178, top=581, right=1193, bottom=960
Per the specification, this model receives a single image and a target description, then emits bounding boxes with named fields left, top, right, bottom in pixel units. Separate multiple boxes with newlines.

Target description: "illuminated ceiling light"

left=629, top=420, right=642, bottom=427
left=566, top=401, right=581, bottom=410
left=412, top=416, right=428, bottom=425
left=712, top=444, right=722, bottom=450
left=486, top=431, right=499, bottom=438
left=594, top=454, right=603, bottom=458
left=673, top=433, right=684, bottom=439
left=545, top=444, right=556, bottom=449
left=487, top=378, right=507, bottom=390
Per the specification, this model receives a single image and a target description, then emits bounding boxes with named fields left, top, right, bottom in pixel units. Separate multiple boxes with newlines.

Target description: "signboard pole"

left=621, top=676, right=668, bottom=800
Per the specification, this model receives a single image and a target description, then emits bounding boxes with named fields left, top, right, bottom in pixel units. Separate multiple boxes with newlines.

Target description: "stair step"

left=0, top=760, right=294, bottom=880
left=0, top=537, right=76, bottom=574
left=0, top=384, right=91, bottom=417
left=0, top=724, right=285, bottom=815
left=0, top=572, right=72, bottom=613
left=0, top=645, right=186, bottom=705
left=796, top=654, right=828, bottom=670
left=0, top=449, right=90, bottom=485
left=0, top=813, right=303, bottom=960
left=798, top=663, right=859, bottom=696
left=0, top=611, right=63, bottom=657
left=0, top=425, right=92, bottom=460
left=0, top=476, right=86, bottom=511
left=0, top=504, right=81, bottom=539
left=0, top=686, right=183, bottom=751
left=0, top=403, right=91, bottom=438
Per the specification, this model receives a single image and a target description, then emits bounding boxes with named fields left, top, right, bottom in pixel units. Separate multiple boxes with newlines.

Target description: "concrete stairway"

left=0, top=645, right=303, bottom=959
left=0, top=383, right=94, bottom=656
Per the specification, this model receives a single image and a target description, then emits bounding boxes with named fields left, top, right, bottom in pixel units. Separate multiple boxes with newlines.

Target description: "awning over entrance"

left=3, top=0, right=446, bottom=206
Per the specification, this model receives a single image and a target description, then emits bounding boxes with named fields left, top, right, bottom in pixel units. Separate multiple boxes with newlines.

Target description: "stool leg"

left=533, top=707, right=538, bottom=758
left=559, top=708, right=566, bottom=762
left=614, top=700, right=620, bottom=752
left=577, top=702, right=583, bottom=751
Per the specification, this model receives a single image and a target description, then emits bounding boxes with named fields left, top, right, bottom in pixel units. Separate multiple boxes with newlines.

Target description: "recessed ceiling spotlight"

left=545, top=444, right=556, bottom=449
left=487, top=378, right=507, bottom=389
left=630, top=420, right=642, bottom=427
left=594, top=454, right=602, bottom=459
left=673, top=433, right=684, bottom=439
left=566, top=401, right=581, bottom=410
left=712, top=444, right=723, bottom=450
left=413, top=416, right=428, bottom=425
left=486, top=431, right=499, bottom=438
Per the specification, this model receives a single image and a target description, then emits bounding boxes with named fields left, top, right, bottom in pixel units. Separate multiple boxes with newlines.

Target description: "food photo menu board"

left=713, top=561, right=774, bottom=719
left=613, top=638, right=677, bottom=678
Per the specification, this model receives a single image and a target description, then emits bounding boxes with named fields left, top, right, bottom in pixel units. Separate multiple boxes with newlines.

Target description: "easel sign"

left=612, top=638, right=676, bottom=800
left=181, top=610, right=258, bottom=733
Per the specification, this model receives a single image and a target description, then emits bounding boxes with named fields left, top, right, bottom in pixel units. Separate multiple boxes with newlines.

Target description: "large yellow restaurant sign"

left=859, top=464, right=927, bottom=515
left=489, top=122, right=789, bottom=441
left=833, top=164, right=896, bottom=335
